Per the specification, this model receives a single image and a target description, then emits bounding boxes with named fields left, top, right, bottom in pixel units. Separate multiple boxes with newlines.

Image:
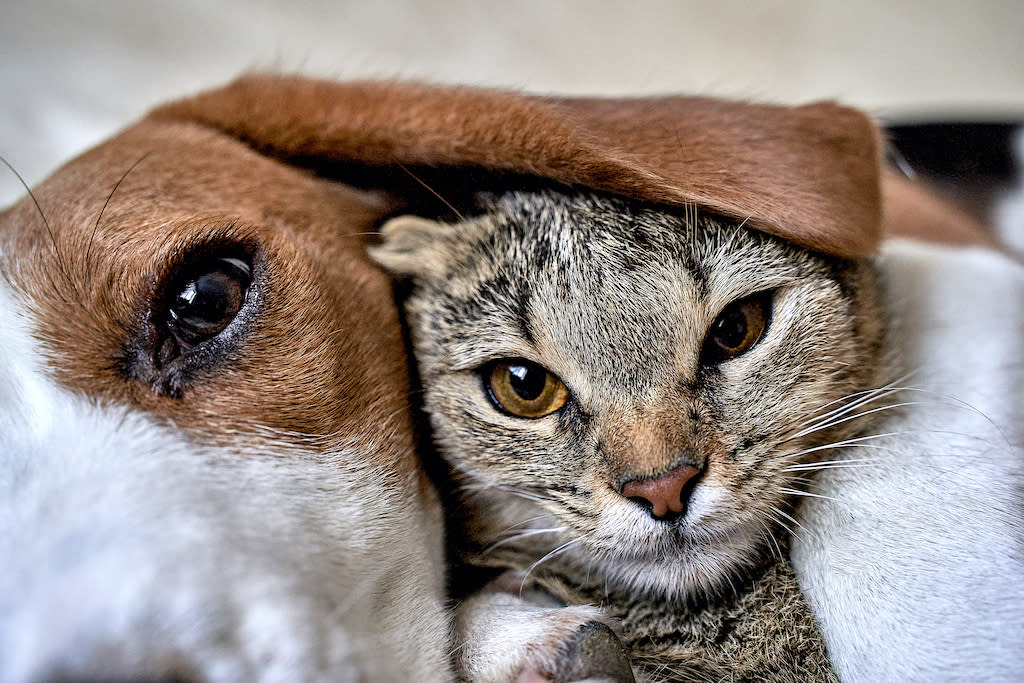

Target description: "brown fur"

left=151, top=75, right=883, bottom=257
left=1, top=121, right=416, bottom=468
left=881, top=168, right=999, bottom=248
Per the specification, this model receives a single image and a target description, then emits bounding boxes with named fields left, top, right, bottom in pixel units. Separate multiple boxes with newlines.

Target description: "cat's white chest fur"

left=793, top=239, right=1024, bottom=682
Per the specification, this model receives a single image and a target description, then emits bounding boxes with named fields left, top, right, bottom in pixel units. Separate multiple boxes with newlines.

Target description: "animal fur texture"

left=371, top=189, right=888, bottom=681
left=3, top=73, right=1019, bottom=681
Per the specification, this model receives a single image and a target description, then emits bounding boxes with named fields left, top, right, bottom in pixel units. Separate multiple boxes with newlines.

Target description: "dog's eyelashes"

left=167, top=257, right=251, bottom=349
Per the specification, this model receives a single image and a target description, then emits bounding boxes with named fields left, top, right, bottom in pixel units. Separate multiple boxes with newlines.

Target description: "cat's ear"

left=368, top=215, right=457, bottom=278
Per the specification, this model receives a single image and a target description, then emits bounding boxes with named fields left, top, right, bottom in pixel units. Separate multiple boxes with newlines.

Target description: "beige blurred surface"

left=1, top=0, right=1022, bottom=205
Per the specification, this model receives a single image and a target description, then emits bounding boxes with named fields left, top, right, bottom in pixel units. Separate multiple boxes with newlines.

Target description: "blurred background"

left=2, top=0, right=1022, bottom=231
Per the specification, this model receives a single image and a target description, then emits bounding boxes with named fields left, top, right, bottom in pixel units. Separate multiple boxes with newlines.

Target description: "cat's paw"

left=456, top=574, right=634, bottom=683
left=531, top=620, right=635, bottom=683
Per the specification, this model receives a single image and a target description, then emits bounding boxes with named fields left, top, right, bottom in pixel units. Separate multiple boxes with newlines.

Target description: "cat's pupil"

left=508, top=364, right=546, bottom=401
left=714, top=308, right=748, bottom=350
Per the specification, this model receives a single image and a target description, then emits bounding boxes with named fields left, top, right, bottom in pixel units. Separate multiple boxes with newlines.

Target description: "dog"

left=0, top=80, right=453, bottom=681
left=2, top=74, right=1020, bottom=681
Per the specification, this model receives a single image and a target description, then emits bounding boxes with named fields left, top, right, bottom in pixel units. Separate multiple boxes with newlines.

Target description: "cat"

left=370, top=189, right=888, bottom=682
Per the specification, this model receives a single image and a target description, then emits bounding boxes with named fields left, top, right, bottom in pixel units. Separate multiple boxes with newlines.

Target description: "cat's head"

left=371, top=190, right=885, bottom=599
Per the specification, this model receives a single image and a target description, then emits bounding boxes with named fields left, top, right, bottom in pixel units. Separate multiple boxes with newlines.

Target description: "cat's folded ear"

left=151, top=74, right=883, bottom=257
left=368, top=215, right=458, bottom=278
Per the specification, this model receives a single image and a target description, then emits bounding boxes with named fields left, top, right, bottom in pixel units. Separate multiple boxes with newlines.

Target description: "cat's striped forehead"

left=464, top=191, right=815, bottom=294
left=421, top=190, right=835, bottom=395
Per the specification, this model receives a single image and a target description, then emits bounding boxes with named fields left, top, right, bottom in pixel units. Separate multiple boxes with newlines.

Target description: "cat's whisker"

left=769, top=430, right=907, bottom=461
left=518, top=538, right=582, bottom=597
left=778, top=486, right=840, bottom=503
left=766, top=506, right=815, bottom=546
left=490, top=513, right=559, bottom=536
left=481, top=527, right=568, bottom=555
left=876, top=386, right=1011, bottom=447
left=786, top=373, right=916, bottom=428
left=783, top=401, right=923, bottom=443
left=757, top=519, right=784, bottom=562
left=786, top=382, right=901, bottom=430
left=781, top=376, right=923, bottom=444
left=460, top=481, right=556, bottom=504
left=789, top=386, right=907, bottom=434
left=783, top=458, right=880, bottom=472
left=501, top=489, right=555, bottom=504
left=773, top=507, right=812, bottom=537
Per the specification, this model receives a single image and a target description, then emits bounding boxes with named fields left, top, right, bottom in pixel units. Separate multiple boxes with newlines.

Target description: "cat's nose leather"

left=621, top=464, right=701, bottom=519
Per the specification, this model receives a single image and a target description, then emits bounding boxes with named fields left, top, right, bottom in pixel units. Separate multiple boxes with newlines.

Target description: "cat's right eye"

left=484, top=359, right=569, bottom=419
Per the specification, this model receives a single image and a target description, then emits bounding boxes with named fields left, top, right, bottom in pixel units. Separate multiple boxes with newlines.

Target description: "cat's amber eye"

left=485, top=360, right=570, bottom=418
left=700, top=292, right=771, bottom=365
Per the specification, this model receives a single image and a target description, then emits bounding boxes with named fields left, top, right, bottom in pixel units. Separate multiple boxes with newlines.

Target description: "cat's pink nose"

left=621, top=464, right=702, bottom=519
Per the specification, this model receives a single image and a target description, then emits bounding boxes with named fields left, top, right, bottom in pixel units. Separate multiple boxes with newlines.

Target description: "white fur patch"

left=792, top=240, right=1024, bottom=681
left=0, top=280, right=449, bottom=682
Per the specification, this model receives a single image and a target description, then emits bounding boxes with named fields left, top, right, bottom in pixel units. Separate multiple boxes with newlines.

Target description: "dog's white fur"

left=793, top=240, right=1024, bottom=682
left=0, top=275, right=449, bottom=682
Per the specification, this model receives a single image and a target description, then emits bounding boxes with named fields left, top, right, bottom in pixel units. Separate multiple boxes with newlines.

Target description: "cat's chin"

left=577, top=524, right=766, bottom=602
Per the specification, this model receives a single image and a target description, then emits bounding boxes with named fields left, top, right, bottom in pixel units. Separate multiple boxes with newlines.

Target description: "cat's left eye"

left=485, top=360, right=569, bottom=419
left=700, top=292, right=772, bottom=365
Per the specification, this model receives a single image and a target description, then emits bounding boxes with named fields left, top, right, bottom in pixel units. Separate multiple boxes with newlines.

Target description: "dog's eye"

left=485, top=359, right=569, bottom=419
left=700, top=292, right=771, bottom=365
left=166, top=257, right=251, bottom=349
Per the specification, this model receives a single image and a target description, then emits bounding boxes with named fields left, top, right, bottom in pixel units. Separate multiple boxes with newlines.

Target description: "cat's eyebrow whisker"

left=518, top=538, right=581, bottom=597
left=395, top=161, right=464, bottom=221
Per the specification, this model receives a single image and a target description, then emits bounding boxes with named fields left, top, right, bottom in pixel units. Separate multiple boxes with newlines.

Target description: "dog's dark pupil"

left=508, top=364, right=546, bottom=402
left=713, top=307, right=748, bottom=350
left=172, top=268, right=243, bottom=335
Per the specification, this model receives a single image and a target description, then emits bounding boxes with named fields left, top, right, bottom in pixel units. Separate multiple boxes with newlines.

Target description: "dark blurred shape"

left=885, top=122, right=1022, bottom=224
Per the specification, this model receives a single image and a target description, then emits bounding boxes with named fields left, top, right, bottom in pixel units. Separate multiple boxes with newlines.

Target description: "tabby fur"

left=372, top=189, right=887, bottom=681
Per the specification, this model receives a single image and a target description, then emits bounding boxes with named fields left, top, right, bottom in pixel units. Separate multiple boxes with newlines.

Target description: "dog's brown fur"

left=2, top=123, right=414, bottom=451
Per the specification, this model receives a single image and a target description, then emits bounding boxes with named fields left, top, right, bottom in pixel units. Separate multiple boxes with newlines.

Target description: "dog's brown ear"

left=150, top=74, right=883, bottom=257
